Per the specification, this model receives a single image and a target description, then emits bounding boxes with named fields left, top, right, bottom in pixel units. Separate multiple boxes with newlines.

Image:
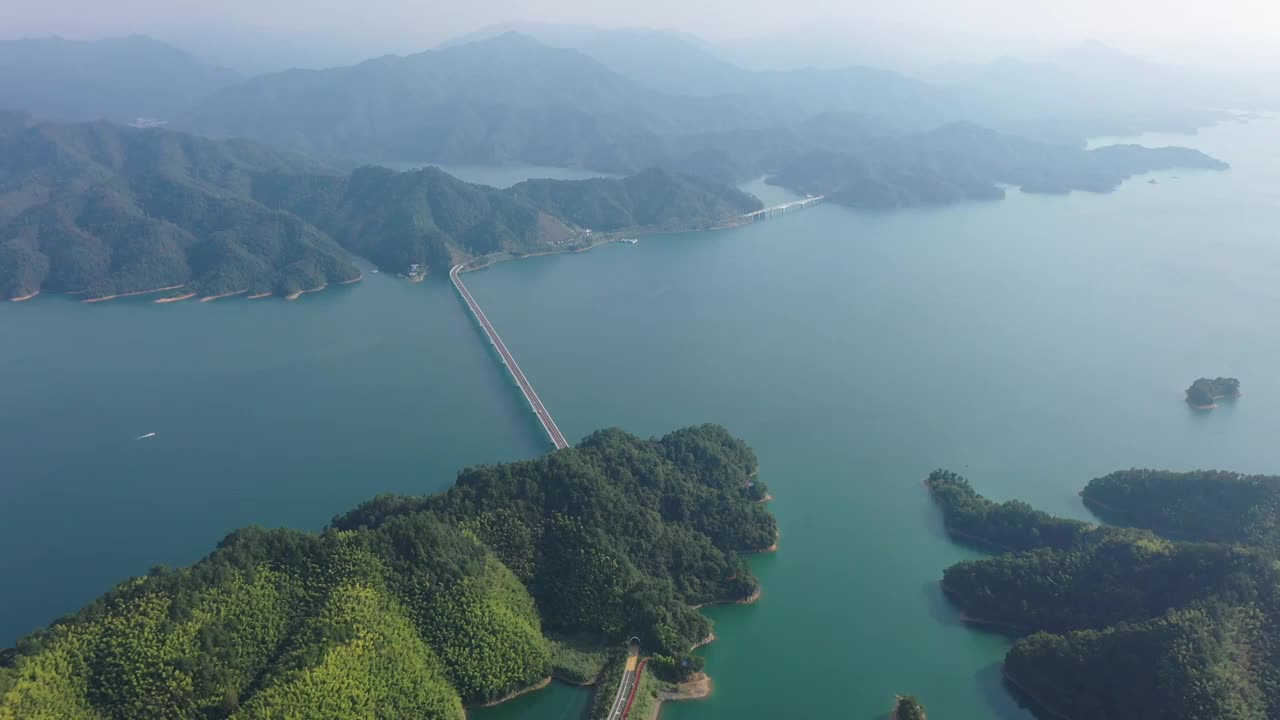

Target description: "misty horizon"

left=2, top=2, right=1279, bottom=73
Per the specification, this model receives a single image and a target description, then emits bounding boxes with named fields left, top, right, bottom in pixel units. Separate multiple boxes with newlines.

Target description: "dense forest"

left=927, top=468, right=1280, bottom=719
left=508, top=168, right=762, bottom=233
left=1185, top=377, right=1241, bottom=408
left=0, top=425, right=775, bottom=718
left=893, top=695, right=928, bottom=720
left=0, top=116, right=759, bottom=301
left=0, top=114, right=352, bottom=301
left=1083, top=469, right=1280, bottom=551
left=925, top=470, right=1104, bottom=552
left=251, top=165, right=760, bottom=274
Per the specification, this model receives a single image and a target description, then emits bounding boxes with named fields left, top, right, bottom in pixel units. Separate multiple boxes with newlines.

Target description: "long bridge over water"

left=742, top=194, right=825, bottom=221
left=450, top=192, right=822, bottom=450
left=450, top=264, right=570, bottom=450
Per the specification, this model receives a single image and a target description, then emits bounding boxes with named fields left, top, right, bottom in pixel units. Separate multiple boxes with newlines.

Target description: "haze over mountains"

left=0, top=24, right=1258, bottom=301
left=0, top=113, right=759, bottom=301
left=0, top=35, right=240, bottom=122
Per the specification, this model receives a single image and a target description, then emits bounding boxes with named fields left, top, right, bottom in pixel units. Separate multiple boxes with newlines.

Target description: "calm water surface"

left=3, top=118, right=1278, bottom=719
left=374, top=161, right=618, bottom=188
left=0, top=273, right=543, bottom=644
left=468, top=117, right=1280, bottom=719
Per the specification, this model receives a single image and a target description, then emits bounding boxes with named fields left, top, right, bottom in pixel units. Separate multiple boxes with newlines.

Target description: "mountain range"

left=0, top=114, right=760, bottom=301
left=0, top=29, right=1253, bottom=302
left=0, top=35, right=241, bottom=123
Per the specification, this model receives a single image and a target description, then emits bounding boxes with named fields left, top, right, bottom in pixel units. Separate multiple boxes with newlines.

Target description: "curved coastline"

left=285, top=283, right=328, bottom=300
left=921, top=477, right=1022, bottom=553
left=453, top=211, right=754, bottom=279
left=471, top=676, right=553, bottom=709
left=82, top=284, right=186, bottom=303
left=938, top=580, right=1029, bottom=633
left=1001, top=669, right=1074, bottom=720
left=649, top=673, right=713, bottom=720
left=199, top=289, right=248, bottom=303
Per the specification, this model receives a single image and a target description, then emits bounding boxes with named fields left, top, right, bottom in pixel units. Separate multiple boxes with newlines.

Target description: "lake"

left=373, top=161, right=618, bottom=188
left=4, top=118, right=1278, bottom=718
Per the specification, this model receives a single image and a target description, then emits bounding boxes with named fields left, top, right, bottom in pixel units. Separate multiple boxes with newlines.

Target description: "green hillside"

left=0, top=119, right=759, bottom=301
left=927, top=468, right=1280, bottom=719
left=0, top=425, right=774, bottom=718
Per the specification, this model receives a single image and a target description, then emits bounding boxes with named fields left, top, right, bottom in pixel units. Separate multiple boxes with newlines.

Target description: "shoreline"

left=199, top=289, right=248, bottom=303
left=286, top=283, right=328, bottom=301
left=1079, top=491, right=1122, bottom=516
left=650, top=673, right=712, bottom=720
left=457, top=234, right=624, bottom=275
left=921, top=477, right=1023, bottom=554
left=10, top=290, right=39, bottom=302
left=1186, top=391, right=1241, bottom=411
left=247, top=292, right=272, bottom=300
left=82, top=284, right=185, bottom=303
left=1002, top=669, right=1074, bottom=720
left=938, top=581, right=1028, bottom=633
left=693, top=585, right=761, bottom=610
left=550, top=671, right=598, bottom=688
left=154, top=292, right=197, bottom=304
left=455, top=212, right=757, bottom=278
left=469, top=676, right=552, bottom=709
left=337, top=273, right=364, bottom=285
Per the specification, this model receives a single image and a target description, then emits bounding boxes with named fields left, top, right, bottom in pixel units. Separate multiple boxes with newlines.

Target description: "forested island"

left=0, top=425, right=776, bottom=718
left=893, top=695, right=928, bottom=720
left=1185, top=377, right=1241, bottom=409
left=926, top=468, right=1280, bottom=719
left=0, top=115, right=760, bottom=302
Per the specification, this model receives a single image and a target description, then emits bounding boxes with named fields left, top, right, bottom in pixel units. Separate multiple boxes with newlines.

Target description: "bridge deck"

left=742, top=194, right=825, bottom=219
left=450, top=264, right=569, bottom=450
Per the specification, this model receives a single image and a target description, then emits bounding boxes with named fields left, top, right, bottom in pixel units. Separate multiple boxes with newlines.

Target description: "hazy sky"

left=5, top=0, right=1279, bottom=68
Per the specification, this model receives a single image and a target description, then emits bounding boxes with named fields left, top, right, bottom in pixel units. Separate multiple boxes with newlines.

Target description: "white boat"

left=136, top=432, right=157, bottom=440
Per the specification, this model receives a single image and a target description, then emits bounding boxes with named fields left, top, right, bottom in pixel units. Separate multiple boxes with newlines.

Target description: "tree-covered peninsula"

left=1083, top=469, right=1280, bottom=550
left=0, top=116, right=761, bottom=302
left=766, top=122, right=1229, bottom=210
left=1185, top=377, right=1241, bottom=409
left=926, top=468, right=1280, bottom=719
left=0, top=425, right=775, bottom=719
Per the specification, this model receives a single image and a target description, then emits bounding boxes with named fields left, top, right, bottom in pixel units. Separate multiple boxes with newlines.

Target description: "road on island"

left=450, top=263, right=569, bottom=450
left=606, top=640, right=642, bottom=720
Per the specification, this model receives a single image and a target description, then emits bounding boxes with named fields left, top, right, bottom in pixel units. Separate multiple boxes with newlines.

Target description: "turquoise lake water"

left=3, top=117, right=1278, bottom=718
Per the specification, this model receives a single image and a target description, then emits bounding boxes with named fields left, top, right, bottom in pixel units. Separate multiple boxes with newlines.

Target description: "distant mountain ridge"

left=0, top=35, right=241, bottom=123
left=179, top=33, right=781, bottom=168
left=766, top=121, right=1229, bottom=209
left=0, top=118, right=761, bottom=302
left=0, top=115, right=358, bottom=301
